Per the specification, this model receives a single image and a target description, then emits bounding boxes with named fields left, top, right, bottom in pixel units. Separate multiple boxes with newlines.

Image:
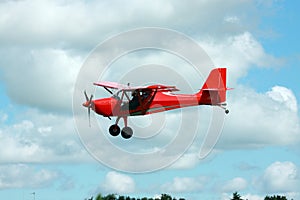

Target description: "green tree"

left=104, top=194, right=117, bottom=200
left=95, top=194, right=103, bottom=200
left=161, top=194, right=172, bottom=200
left=118, top=196, right=125, bottom=200
left=231, top=192, right=244, bottom=200
left=264, top=195, right=287, bottom=200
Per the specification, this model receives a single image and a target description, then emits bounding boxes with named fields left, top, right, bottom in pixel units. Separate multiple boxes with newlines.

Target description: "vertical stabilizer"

left=198, top=68, right=227, bottom=105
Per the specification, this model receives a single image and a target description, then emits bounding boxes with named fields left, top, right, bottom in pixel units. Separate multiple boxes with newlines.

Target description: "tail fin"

left=198, top=68, right=227, bottom=105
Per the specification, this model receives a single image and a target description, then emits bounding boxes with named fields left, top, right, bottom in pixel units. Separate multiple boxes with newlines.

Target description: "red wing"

left=94, top=82, right=179, bottom=92
left=94, top=81, right=149, bottom=91
left=147, top=84, right=179, bottom=92
left=93, top=81, right=129, bottom=89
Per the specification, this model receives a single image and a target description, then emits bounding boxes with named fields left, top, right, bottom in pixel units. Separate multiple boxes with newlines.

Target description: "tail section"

left=198, top=68, right=227, bottom=105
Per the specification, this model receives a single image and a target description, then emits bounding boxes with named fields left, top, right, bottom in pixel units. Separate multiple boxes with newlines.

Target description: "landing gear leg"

left=218, top=104, right=229, bottom=114
left=108, top=116, right=133, bottom=139
left=121, top=116, right=133, bottom=139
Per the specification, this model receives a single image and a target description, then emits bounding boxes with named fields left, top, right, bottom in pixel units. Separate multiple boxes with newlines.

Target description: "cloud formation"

left=0, top=109, right=90, bottom=163
left=0, top=0, right=262, bottom=48
left=256, top=161, right=300, bottom=194
left=221, top=161, right=300, bottom=200
left=100, top=171, right=135, bottom=194
left=0, top=164, right=58, bottom=189
left=0, top=48, right=82, bottom=112
left=267, top=86, right=298, bottom=112
left=219, top=85, right=300, bottom=149
left=161, top=176, right=207, bottom=193
left=222, top=177, right=248, bottom=192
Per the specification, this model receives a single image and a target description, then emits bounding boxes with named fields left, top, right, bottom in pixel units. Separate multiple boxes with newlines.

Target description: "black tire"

left=109, top=124, right=120, bottom=136
left=225, top=109, right=229, bottom=114
left=121, top=127, right=133, bottom=139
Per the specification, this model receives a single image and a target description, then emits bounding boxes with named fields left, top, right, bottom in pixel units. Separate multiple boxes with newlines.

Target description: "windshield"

left=112, top=89, right=137, bottom=102
left=112, top=89, right=122, bottom=100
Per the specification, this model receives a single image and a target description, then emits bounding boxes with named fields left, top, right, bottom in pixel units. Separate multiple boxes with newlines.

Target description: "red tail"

left=198, top=68, right=227, bottom=105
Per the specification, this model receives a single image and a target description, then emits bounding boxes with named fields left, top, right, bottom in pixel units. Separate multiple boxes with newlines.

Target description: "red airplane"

left=83, top=68, right=230, bottom=139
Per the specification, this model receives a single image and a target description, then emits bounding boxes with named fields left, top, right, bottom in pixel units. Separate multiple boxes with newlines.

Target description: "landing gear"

left=109, top=124, right=120, bottom=136
left=109, top=116, right=133, bottom=139
left=121, top=127, right=133, bottom=139
left=217, top=103, right=229, bottom=114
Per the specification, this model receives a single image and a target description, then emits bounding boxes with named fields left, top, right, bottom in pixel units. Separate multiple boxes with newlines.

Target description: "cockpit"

left=112, top=89, right=153, bottom=110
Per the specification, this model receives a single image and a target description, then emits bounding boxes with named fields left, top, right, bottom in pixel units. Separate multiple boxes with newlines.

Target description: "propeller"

left=83, top=90, right=94, bottom=127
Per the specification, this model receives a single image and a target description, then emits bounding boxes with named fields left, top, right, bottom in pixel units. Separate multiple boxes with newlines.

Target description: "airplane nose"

left=92, top=98, right=115, bottom=117
left=82, top=101, right=95, bottom=110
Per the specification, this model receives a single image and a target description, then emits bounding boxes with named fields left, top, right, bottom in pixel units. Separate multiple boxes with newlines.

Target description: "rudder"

left=199, top=68, right=227, bottom=105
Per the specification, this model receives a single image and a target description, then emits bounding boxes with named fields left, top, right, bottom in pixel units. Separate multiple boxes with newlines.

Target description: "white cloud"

left=267, top=86, right=298, bottom=112
left=0, top=48, right=82, bottom=112
left=242, top=193, right=263, bottom=200
left=0, top=164, right=58, bottom=189
left=224, top=16, right=240, bottom=24
left=222, top=192, right=264, bottom=200
left=0, top=0, right=268, bottom=114
left=0, top=112, right=8, bottom=122
left=0, top=0, right=262, bottom=48
left=161, top=176, right=207, bottom=193
left=169, top=153, right=199, bottom=169
left=218, top=85, right=300, bottom=149
left=37, top=126, right=52, bottom=134
left=222, top=177, right=248, bottom=192
left=0, top=1, right=281, bottom=115
left=222, top=162, right=300, bottom=200
left=0, top=108, right=90, bottom=163
left=237, top=162, right=259, bottom=171
left=199, top=32, right=283, bottom=86
left=100, top=171, right=135, bottom=194
left=255, top=161, right=300, bottom=193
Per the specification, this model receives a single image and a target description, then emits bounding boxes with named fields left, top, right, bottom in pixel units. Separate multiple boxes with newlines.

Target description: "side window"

left=141, top=89, right=151, bottom=100
left=113, top=90, right=121, bottom=100
left=130, top=90, right=138, bottom=101
left=128, top=89, right=153, bottom=110
left=129, top=90, right=139, bottom=110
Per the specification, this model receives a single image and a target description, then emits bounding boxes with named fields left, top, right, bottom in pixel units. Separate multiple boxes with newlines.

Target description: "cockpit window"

left=112, top=90, right=122, bottom=100
left=112, top=89, right=153, bottom=103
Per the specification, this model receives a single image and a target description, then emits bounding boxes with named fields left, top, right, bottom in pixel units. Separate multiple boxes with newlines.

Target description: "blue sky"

left=0, top=1, right=300, bottom=200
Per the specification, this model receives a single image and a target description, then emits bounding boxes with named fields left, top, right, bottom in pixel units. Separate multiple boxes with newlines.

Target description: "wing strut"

left=103, top=86, right=113, bottom=94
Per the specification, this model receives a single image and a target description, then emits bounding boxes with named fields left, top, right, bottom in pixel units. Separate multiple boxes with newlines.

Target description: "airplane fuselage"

left=92, top=89, right=219, bottom=117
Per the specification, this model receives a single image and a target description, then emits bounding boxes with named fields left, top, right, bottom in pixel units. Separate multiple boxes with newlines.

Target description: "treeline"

left=85, top=193, right=185, bottom=200
left=231, top=192, right=293, bottom=200
left=86, top=192, right=293, bottom=200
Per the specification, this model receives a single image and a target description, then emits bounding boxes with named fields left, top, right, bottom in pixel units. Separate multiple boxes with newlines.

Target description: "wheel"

left=121, top=127, right=133, bottom=139
left=109, top=124, right=120, bottom=136
left=225, top=109, right=229, bottom=114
